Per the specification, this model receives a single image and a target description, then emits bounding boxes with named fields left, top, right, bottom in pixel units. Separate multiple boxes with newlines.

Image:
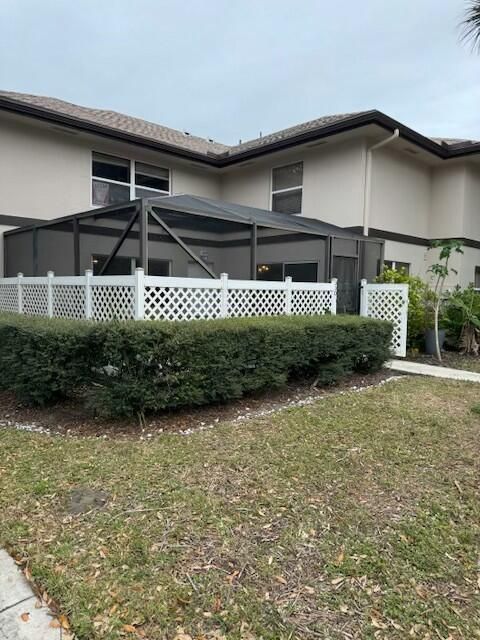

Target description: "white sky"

left=0, top=0, right=479, bottom=144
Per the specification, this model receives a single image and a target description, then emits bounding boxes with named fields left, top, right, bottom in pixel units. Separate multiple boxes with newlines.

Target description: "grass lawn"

left=1, top=377, right=480, bottom=639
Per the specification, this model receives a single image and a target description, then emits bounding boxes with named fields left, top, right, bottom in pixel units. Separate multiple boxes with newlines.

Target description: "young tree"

left=427, top=240, right=464, bottom=361
left=461, top=1, right=480, bottom=51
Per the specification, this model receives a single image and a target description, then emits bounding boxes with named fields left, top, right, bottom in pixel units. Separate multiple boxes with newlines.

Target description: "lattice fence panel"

left=0, top=284, right=18, bottom=313
left=144, top=286, right=222, bottom=320
left=291, top=290, right=334, bottom=315
left=228, top=289, right=286, bottom=317
left=363, top=286, right=408, bottom=357
left=91, top=286, right=135, bottom=321
left=22, top=284, right=48, bottom=316
left=52, top=285, right=86, bottom=320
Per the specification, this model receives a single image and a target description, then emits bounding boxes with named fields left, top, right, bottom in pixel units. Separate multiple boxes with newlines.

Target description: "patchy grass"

left=0, top=377, right=479, bottom=640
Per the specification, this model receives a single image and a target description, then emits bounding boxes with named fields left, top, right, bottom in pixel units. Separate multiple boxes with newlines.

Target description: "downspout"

left=362, top=129, right=400, bottom=236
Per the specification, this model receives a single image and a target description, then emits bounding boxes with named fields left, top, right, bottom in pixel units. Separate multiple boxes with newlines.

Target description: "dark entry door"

left=332, top=256, right=359, bottom=313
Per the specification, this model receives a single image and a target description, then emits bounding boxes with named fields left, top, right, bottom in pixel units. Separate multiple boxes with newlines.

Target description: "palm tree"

left=461, top=1, right=480, bottom=50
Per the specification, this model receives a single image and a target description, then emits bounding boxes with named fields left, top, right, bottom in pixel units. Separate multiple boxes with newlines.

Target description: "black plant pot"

left=424, top=329, right=446, bottom=356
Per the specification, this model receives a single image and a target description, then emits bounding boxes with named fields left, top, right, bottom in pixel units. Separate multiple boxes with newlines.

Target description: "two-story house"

left=1, top=89, right=480, bottom=290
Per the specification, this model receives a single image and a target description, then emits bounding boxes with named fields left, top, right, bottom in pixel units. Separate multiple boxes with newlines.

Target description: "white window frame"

left=91, top=152, right=171, bottom=207
left=384, top=260, right=410, bottom=272
left=256, top=260, right=319, bottom=281
left=270, top=161, right=303, bottom=215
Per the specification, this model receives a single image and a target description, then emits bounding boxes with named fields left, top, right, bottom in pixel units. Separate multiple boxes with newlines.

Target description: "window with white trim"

left=92, top=152, right=170, bottom=206
left=384, top=260, right=410, bottom=274
left=256, top=261, right=317, bottom=282
left=135, top=162, right=169, bottom=198
left=271, top=162, right=303, bottom=215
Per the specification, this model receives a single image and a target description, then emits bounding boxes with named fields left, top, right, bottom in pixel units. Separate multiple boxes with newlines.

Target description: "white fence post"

left=47, top=271, right=54, bottom=318
left=359, top=278, right=368, bottom=316
left=220, top=272, right=228, bottom=318
left=285, top=276, right=292, bottom=315
left=85, top=269, right=93, bottom=319
left=17, top=273, right=23, bottom=314
left=134, top=267, right=145, bottom=320
left=330, top=278, right=337, bottom=315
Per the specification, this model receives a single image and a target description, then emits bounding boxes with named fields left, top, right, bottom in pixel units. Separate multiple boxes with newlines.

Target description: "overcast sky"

left=0, top=0, right=478, bottom=144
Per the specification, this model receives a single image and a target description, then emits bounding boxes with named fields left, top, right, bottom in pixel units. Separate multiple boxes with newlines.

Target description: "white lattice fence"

left=0, top=271, right=337, bottom=322
left=144, top=278, right=222, bottom=321
left=360, top=280, right=408, bottom=357
left=144, top=275, right=337, bottom=320
left=0, top=283, right=18, bottom=313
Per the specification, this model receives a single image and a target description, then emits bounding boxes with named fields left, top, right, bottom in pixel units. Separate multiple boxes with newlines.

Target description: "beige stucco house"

left=1, top=90, right=480, bottom=289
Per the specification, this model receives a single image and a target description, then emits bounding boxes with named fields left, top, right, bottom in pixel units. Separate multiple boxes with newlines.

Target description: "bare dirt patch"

left=0, top=369, right=395, bottom=439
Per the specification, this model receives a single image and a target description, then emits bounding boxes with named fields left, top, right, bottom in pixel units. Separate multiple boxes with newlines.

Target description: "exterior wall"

left=463, top=165, right=480, bottom=243
left=369, top=147, right=432, bottom=238
left=383, top=240, right=428, bottom=279
left=2, top=110, right=480, bottom=287
left=0, top=116, right=90, bottom=220
left=430, top=164, right=466, bottom=239
left=457, top=246, right=480, bottom=288
left=220, top=139, right=365, bottom=227
left=0, top=113, right=221, bottom=222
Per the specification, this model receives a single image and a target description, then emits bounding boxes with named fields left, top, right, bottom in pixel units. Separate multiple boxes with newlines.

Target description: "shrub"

left=442, top=286, right=480, bottom=353
left=375, top=267, right=434, bottom=349
left=0, top=314, right=94, bottom=405
left=0, top=314, right=392, bottom=418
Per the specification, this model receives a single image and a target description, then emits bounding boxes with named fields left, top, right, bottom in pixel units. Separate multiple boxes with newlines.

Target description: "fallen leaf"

left=49, top=620, right=61, bottom=629
left=173, top=629, right=193, bottom=640
left=275, top=575, right=287, bottom=585
left=59, top=614, right=70, bottom=630
left=331, top=576, right=344, bottom=585
left=20, top=612, right=30, bottom=622
left=335, top=549, right=345, bottom=565
left=122, top=624, right=137, bottom=633
left=415, top=585, right=427, bottom=599
left=371, top=616, right=387, bottom=629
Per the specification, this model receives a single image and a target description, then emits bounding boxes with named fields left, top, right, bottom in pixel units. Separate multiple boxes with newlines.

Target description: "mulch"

left=0, top=370, right=397, bottom=440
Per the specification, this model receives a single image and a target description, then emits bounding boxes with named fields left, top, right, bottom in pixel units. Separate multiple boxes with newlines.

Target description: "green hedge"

left=0, top=314, right=392, bottom=418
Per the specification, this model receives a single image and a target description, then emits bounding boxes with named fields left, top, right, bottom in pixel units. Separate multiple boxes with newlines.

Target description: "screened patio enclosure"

left=4, top=195, right=384, bottom=313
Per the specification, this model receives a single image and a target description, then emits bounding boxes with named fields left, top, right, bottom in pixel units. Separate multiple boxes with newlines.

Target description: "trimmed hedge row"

left=0, top=313, right=392, bottom=417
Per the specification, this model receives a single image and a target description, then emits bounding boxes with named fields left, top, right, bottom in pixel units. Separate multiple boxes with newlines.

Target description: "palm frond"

left=460, top=1, right=480, bottom=51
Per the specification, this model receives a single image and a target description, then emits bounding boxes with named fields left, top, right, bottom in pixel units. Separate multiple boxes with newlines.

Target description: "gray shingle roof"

left=225, top=112, right=369, bottom=155
left=430, top=137, right=479, bottom=147
left=0, top=90, right=371, bottom=159
left=0, top=90, right=230, bottom=155
left=1, top=90, right=477, bottom=161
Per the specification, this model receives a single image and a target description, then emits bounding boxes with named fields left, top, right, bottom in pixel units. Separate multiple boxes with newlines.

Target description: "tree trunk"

left=434, top=277, right=445, bottom=362
left=434, top=302, right=442, bottom=361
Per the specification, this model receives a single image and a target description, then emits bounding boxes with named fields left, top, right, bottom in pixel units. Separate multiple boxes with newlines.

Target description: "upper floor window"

left=92, top=152, right=170, bottom=206
left=271, top=162, right=303, bottom=215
